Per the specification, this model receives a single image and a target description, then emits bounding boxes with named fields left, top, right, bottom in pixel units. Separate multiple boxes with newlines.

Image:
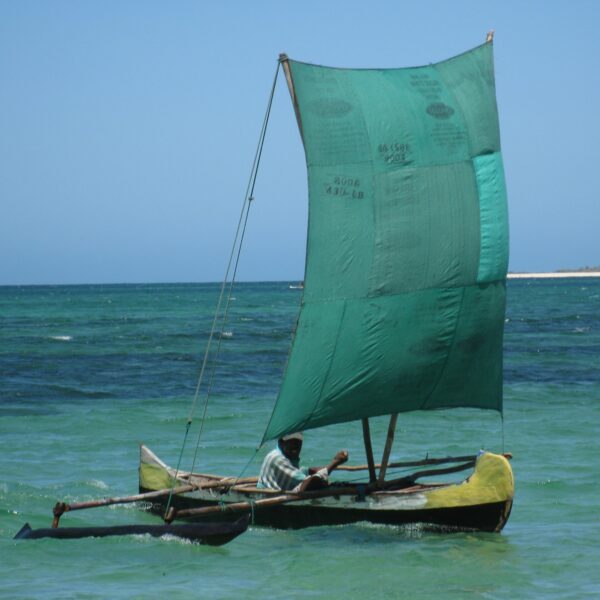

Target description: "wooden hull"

left=141, top=489, right=511, bottom=533
left=139, top=445, right=514, bottom=533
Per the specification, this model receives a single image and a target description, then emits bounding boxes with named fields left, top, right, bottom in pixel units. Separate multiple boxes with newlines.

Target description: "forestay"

left=263, top=42, right=508, bottom=442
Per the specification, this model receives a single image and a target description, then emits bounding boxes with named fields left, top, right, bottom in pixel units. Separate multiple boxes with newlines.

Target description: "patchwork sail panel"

left=263, top=43, right=508, bottom=442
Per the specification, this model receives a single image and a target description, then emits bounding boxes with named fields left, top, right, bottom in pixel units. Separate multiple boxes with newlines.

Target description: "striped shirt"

left=257, top=447, right=308, bottom=491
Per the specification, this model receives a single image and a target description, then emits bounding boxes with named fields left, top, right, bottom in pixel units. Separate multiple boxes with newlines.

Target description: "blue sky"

left=1, top=1, right=598, bottom=285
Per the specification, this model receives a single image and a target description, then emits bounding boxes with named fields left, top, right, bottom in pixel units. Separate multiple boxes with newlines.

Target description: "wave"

left=44, top=384, right=115, bottom=399
left=85, top=479, right=109, bottom=490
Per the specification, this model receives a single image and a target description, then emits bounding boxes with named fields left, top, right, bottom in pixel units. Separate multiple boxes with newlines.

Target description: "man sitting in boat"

left=258, top=432, right=348, bottom=492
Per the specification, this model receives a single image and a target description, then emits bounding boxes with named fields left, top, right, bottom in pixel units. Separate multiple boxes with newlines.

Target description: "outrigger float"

left=15, top=487, right=248, bottom=544
left=14, top=516, right=249, bottom=545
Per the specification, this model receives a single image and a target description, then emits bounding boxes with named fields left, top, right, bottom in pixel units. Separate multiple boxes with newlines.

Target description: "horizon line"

left=3, top=271, right=600, bottom=288
left=0, top=278, right=305, bottom=288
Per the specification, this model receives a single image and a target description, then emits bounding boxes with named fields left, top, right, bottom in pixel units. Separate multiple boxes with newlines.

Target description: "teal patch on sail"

left=474, top=152, right=509, bottom=283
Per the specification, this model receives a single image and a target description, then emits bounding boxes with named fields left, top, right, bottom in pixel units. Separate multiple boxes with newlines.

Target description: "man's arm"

left=297, top=450, right=349, bottom=492
left=308, top=450, right=349, bottom=475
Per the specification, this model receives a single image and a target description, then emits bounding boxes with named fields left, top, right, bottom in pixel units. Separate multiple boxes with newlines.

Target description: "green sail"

left=263, top=42, right=508, bottom=443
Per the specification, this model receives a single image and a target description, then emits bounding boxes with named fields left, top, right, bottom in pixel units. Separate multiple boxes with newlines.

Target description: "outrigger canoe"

left=140, top=36, right=516, bottom=535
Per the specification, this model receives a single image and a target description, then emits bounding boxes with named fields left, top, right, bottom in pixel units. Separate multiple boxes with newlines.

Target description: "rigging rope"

left=164, top=60, right=281, bottom=518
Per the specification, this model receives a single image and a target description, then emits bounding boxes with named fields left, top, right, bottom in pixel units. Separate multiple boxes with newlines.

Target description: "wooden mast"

left=361, top=418, right=377, bottom=483
left=378, top=414, right=398, bottom=484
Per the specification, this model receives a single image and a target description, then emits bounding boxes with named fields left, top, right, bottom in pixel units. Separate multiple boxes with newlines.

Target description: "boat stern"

left=424, top=451, right=514, bottom=531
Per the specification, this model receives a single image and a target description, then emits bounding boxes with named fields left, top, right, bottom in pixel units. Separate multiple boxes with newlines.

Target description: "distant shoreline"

left=3, top=273, right=600, bottom=287
left=508, top=272, right=600, bottom=279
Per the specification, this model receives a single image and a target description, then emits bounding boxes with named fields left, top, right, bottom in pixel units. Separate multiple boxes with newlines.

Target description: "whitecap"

left=159, top=534, right=193, bottom=545
left=86, top=479, right=109, bottom=490
left=50, top=335, right=72, bottom=341
left=109, top=502, right=149, bottom=511
left=129, top=533, right=193, bottom=546
left=222, top=331, right=234, bottom=339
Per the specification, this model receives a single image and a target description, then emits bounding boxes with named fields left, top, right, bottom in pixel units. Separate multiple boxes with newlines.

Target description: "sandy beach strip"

left=508, top=272, right=600, bottom=279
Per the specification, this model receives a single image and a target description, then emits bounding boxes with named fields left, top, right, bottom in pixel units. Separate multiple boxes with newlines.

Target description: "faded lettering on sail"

left=263, top=43, right=508, bottom=442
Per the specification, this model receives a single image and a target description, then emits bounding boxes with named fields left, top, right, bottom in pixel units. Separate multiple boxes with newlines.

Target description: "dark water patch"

left=232, top=329, right=293, bottom=341
left=504, top=365, right=600, bottom=384
left=167, top=330, right=210, bottom=341
left=2, top=380, right=117, bottom=401
left=3, top=279, right=599, bottom=399
left=0, top=405, right=56, bottom=417
left=45, top=384, right=116, bottom=399
left=505, top=340, right=600, bottom=356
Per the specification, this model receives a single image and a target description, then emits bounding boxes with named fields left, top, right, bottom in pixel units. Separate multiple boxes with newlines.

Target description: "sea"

left=1, top=279, right=599, bottom=599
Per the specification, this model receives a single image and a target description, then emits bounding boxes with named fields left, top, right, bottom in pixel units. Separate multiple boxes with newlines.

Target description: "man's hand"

left=327, top=449, right=349, bottom=473
left=333, top=450, right=349, bottom=465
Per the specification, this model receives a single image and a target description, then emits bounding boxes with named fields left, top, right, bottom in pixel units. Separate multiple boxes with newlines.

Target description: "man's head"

left=278, top=432, right=303, bottom=461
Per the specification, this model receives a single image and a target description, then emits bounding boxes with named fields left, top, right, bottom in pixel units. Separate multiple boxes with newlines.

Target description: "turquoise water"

left=1, top=280, right=599, bottom=599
